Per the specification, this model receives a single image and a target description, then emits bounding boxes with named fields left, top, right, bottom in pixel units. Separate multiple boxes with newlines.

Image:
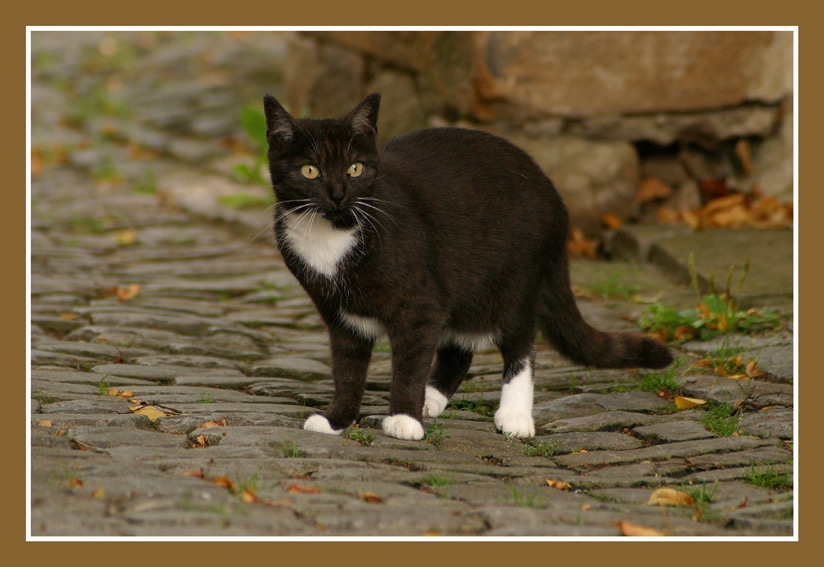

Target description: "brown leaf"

left=178, top=469, right=205, bottom=479
left=128, top=404, right=167, bottom=422
left=619, top=521, right=665, bottom=537
left=646, top=487, right=694, bottom=507
left=69, top=478, right=84, bottom=488
left=260, top=498, right=294, bottom=508
left=287, top=483, right=322, bottom=494
left=117, top=283, right=141, bottom=302
left=59, top=313, right=79, bottom=320
left=241, top=488, right=258, bottom=503
left=545, top=479, right=571, bottom=491
left=673, top=325, right=697, bottom=341
left=211, top=476, right=237, bottom=493
left=655, top=206, right=680, bottom=224
left=37, top=420, right=52, bottom=427
left=189, top=435, right=207, bottom=448
left=194, top=419, right=227, bottom=431
left=745, top=360, right=763, bottom=377
left=90, top=487, right=106, bottom=499
left=600, top=212, right=623, bottom=230
left=636, top=178, right=673, bottom=205
left=360, top=491, right=384, bottom=503
left=567, top=228, right=599, bottom=258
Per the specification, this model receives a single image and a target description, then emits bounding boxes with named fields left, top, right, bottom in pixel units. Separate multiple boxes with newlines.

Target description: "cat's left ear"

left=347, top=93, right=381, bottom=136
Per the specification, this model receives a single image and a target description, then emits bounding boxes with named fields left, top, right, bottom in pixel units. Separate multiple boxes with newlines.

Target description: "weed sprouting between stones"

left=280, top=439, right=306, bottom=458
left=520, top=439, right=560, bottom=458
left=344, top=426, right=376, bottom=446
left=419, top=473, right=452, bottom=487
left=744, top=465, right=792, bottom=491
left=701, top=401, right=744, bottom=436
left=584, top=268, right=640, bottom=300
left=638, top=255, right=780, bottom=341
left=425, top=420, right=450, bottom=447
left=32, top=390, right=56, bottom=405
left=505, top=485, right=545, bottom=508
left=199, top=392, right=216, bottom=404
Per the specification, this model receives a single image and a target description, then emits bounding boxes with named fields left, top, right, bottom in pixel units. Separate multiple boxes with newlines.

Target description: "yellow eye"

left=347, top=162, right=364, bottom=178
left=300, top=164, right=320, bottom=179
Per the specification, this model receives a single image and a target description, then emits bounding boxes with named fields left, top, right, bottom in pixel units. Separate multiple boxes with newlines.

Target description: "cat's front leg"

left=383, top=326, right=440, bottom=441
left=304, top=325, right=373, bottom=435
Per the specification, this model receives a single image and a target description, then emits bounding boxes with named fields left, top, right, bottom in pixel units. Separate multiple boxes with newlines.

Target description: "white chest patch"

left=282, top=212, right=359, bottom=278
left=339, top=312, right=387, bottom=340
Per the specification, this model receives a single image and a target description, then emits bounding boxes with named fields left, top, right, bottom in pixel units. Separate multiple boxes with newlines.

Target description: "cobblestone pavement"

left=29, top=31, right=795, bottom=537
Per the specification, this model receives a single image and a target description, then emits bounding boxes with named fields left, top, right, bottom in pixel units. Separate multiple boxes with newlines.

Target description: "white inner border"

left=26, top=25, right=799, bottom=543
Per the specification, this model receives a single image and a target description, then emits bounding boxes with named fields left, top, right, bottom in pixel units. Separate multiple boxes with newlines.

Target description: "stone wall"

left=283, top=31, right=794, bottom=233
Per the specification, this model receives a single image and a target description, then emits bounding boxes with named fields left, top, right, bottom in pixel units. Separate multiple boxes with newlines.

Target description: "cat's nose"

left=330, top=194, right=344, bottom=206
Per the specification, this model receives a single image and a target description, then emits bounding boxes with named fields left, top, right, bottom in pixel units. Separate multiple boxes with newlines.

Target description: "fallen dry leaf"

left=569, top=449, right=589, bottom=455
left=735, top=138, right=755, bottom=176
left=646, top=487, right=694, bottom=507
left=745, top=360, right=763, bottom=378
left=128, top=404, right=167, bottom=422
left=360, top=491, right=384, bottom=504
left=567, top=228, right=599, bottom=258
left=674, top=396, right=707, bottom=409
left=600, top=212, right=623, bottom=230
left=287, top=484, right=322, bottom=494
left=189, top=435, right=207, bottom=448
left=178, top=469, right=205, bottom=479
left=106, top=388, right=134, bottom=398
left=90, top=487, right=105, bottom=499
left=545, top=479, right=572, bottom=491
left=619, top=521, right=665, bottom=537
left=114, top=228, right=138, bottom=246
left=37, top=420, right=52, bottom=427
left=194, top=419, right=227, bottom=431
left=211, top=476, right=237, bottom=493
left=117, top=283, right=141, bottom=302
left=69, top=478, right=84, bottom=488
left=241, top=488, right=258, bottom=503
left=59, top=313, right=79, bottom=320
left=636, top=178, right=673, bottom=205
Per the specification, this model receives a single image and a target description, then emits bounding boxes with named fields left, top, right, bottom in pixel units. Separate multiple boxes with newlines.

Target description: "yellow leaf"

left=59, top=313, right=79, bottom=320
left=569, top=449, right=588, bottom=455
left=128, top=405, right=167, bottom=422
left=211, top=476, right=237, bottom=493
left=674, top=396, right=707, bottom=409
left=194, top=419, right=227, bottom=430
left=287, top=484, right=321, bottom=494
left=69, top=478, right=83, bottom=489
left=421, top=532, right=442, bottom=537
left=90, top=487, right=105, bottom=499
left=37, top=420, right=52, bottom=427
left=581, top=503, right=592, bottom=511
left=545, top=479, right=572, bottom=490
left=646, top=487, right=694, bottom=507
left=728, top=374, right=749, bottom=380
left=619, top=521, right=665, bottom=537
left=114, top=228, right=138, bottom=246
left=105, top=388, right=120, bottom=396
left=717, top=313, right=728, bottom=332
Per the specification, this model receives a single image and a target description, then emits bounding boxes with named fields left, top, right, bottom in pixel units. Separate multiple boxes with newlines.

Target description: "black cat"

left=263, top=92, right=672, bottom=440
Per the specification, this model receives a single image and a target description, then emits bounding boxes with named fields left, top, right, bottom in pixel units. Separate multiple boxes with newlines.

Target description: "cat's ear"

left=347, top=92, right=381, bottom=136
left=263, top=94, right=298, bottom=143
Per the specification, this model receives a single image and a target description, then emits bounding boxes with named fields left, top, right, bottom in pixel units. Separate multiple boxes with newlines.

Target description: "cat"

left=263, top=92, right=672, bottom=441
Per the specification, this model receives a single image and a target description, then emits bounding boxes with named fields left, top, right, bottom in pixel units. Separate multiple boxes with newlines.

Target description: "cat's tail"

left=536, top=257, right=673, bottom=369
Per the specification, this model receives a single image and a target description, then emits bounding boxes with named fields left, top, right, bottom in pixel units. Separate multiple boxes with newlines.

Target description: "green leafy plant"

left=425, top=420, right=450, bottom=448
left=520, top=439, right=560, bottom=458
left=744, top=466, right=792, bottom=491
left=419, top=473, right=452, bottom=487
left=344, top=427, right=375, bottom=446
left=447, top=396, right=496, bottom=420
left=701, top=402, right=743, bottom=436
left=638, top=256, right=780, bottom=342
left=280, top=439, right=305, bottom=458
left=199, top=392, right=216, bottom=404
left=232, top=106, right=269, bottom=186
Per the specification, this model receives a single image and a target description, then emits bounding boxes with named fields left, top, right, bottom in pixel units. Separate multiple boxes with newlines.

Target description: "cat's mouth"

left=322, top=208, right=357, bottom=229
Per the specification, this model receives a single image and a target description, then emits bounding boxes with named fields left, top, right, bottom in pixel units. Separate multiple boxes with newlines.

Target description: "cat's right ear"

left=263, top=95, right=298, bottom=143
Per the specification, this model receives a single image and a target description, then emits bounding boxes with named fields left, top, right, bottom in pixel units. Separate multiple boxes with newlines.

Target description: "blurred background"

left=30, top=29, right=793, bottom=249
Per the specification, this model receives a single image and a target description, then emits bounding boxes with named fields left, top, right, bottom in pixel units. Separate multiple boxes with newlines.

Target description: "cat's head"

left=263, top=93, right=381, bottom=229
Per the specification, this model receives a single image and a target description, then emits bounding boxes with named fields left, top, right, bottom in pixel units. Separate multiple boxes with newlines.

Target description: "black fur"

left=264, top=93, right=673, bottom=431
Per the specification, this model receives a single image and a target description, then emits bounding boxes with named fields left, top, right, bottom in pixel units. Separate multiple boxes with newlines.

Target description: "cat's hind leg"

left=423, top=344, right=473, bottom=417
left=494, top=339, right=536, bottom=438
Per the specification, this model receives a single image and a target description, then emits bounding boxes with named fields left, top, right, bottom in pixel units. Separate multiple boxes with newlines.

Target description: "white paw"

left=422, top=386, right=449, bottom=418
left=494, top=408, right=535, bottom=438
left=303, top=414, right=343, bottom=435
left=382, top=414, right=425, bottom=440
